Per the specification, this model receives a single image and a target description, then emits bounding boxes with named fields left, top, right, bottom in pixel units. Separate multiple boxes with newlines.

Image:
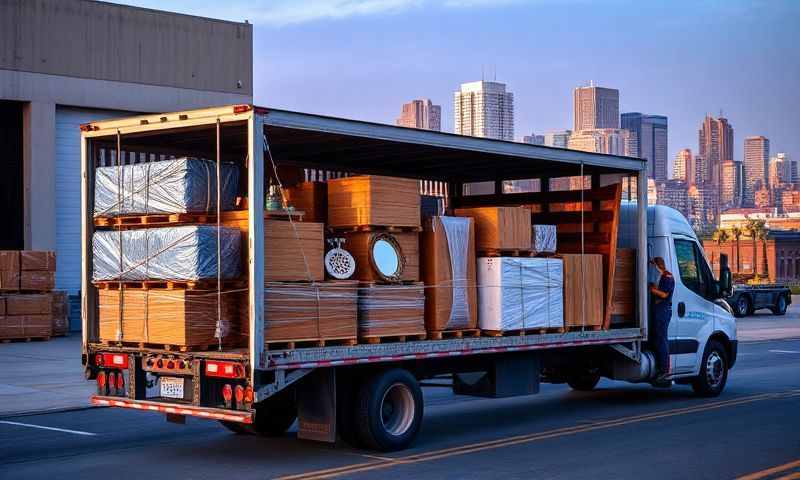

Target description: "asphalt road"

left=1, top=338, right=799, bottom=480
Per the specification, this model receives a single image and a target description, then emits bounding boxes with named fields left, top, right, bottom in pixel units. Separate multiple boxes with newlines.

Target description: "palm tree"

left=744, top=219, right=767, bottom=281
left=757, top=227, right=770, bottom=281
left=731, top=226, right=743, bottom=273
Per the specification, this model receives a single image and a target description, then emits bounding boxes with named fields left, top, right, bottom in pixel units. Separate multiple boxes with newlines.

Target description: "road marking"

left=278, top=391, right=800, bottom=480
left=769, top=350, right=800, bottom=354
left=737, top=459, right=800, bottom=480
left=0, top=420, right=98, bottom=437
left=775, top=473, right=800, bottom=480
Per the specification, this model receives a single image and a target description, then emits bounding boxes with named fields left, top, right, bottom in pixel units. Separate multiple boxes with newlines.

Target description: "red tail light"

left=97, top=371, right=107, bottom=395
left=233, top=105, right=252, bottom=114
left=235, top=385, right=244, bottom=404
left=95, top=353, right=129, bottom=369
left=116, top=372, right=125, bottom=392
left=205, top=361, right=245, bottom=379
left=244, top=386, right=254, bottom=407
left=222, top=384, right=233, bottom=408
left=107, top=372, right=116, bottom=395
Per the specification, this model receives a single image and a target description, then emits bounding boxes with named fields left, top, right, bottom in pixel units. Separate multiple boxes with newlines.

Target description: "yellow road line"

left=775, top=473, right=800, bottom=480
left=278, top=390, right=800, bottom=480
left=737, top=459, right=800, bottom=480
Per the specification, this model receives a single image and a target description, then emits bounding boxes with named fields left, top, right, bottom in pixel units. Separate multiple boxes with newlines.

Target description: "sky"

left=114, top=0, right=799, bottom=171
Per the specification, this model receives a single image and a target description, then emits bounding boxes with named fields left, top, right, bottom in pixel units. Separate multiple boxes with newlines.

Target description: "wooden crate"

left=328, top=176, right=421, bottom=229
left=421, top=216, right=477, bottom=332
left=454, top=206, right=531, bottom=251
left=264, top=281, right=358, bottom=343
left=20, top=271, right=55, bottom=291
left=562, top=254, right=604, bottom=329
left=611, top=248, right=636, bottom=322
left=285, top=182, right=327, bottom=223
left=0, top=315, right=52, bottom=340
left=5, top=293, right=52, bottom=316
left=357, top=282, right=426, bottom=339
left=343, top=231, right=419, bottom=282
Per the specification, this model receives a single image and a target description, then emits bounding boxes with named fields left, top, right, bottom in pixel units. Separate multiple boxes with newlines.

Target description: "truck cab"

left=624, top=205, right=737, bottom=394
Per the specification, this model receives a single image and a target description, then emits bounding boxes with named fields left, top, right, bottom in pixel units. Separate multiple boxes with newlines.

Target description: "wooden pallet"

left=481, top=326, right=565, bottom=337
left=330, top=224, right=423, bottom=233
left=427, top=329, right=481, bottom=340
left=1, top=336, right=51, bottom=343
left=94, top=213, right=215, bottom=228
left=564, top=324, right=604, bottom=332
left=360, top=332, right=427, bottom=344
left=100, top=340, right=240, bottom=352
left=478, top=249, right=535, bottom=258
left=264, top=337, right=358, bottom=351
left=94, top=279, right=246, bottom=290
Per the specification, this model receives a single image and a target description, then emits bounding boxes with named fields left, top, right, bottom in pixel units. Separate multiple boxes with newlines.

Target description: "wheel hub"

left=705, top=351, right=724, bottom=388
left=380, top=383, right=415, bottom=437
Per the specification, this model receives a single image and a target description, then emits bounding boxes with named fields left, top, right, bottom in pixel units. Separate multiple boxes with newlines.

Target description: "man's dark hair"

left=652, top=257, right=666, bottom=270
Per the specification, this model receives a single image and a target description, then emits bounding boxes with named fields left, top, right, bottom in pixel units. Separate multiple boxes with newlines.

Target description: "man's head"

left=651, top=256, right=667, bottom=272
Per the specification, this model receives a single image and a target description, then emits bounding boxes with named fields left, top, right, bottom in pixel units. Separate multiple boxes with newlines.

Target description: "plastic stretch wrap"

left=532, top=225, right=557, bottom=254
left=477, top=257, right=564, bottom=331
left=94, top=157, right=239, bottom=217
left=264, top=282, right=358, bottom=341
left=439, top=216, right=471, bottom=329
left=92, top=225, right=241, bottom=282
left=357, top=283, right=426, bottom=336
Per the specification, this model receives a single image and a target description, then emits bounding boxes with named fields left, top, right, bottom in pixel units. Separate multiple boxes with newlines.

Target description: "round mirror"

left=370, top=234, right=404, bottom=281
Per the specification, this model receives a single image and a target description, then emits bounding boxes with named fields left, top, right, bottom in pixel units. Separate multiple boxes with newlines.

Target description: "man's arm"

left=649, top=283, right=669, bottom=299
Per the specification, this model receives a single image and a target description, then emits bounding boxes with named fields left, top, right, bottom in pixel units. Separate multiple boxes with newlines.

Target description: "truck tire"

left=734, top=295, right=751, bottom=318
left=220, top=388, right=297, bottom=436
left=567, top=372, right=601, bottom=391
left=355, top=369, right=423, bottom=452
left=771, top=294, right=788, bottom=315
left=691, top=340, right=728, bottom=397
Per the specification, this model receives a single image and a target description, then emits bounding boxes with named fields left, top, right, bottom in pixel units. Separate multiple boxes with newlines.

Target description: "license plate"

left=159, top=377, right=184, bottom=399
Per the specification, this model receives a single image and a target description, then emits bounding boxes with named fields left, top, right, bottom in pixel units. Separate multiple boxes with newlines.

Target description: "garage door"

left=55, top=107, right=131, bottom=294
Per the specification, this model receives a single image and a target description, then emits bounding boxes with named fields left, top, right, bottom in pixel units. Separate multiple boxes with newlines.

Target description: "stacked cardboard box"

left=0, top=251, right=57, bottom=341
left=328, top=176, right=421, bottom=229
left=0, top=293, right=53, bottom=340
left=357, top=283, right=426, bottom=339
left=0, top=251, right=20, bottom=291
left=285, top=181, right=327, bottom=223
left=561, top=254, right=604, bottom=329
left=454, top=207, right=532, bottom=252
left=20, top=251, right=56, bottom=291
left=264, top=281, right=358, bottom=343
left=611, top=248, right=636, bottom=324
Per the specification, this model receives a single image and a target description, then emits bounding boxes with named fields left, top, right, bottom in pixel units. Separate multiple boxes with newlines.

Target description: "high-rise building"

left=771, top=152, right=796, bottom=186
left=396, top=98, right=441, bottom=131
left=573, top=84, right=619, bottom=131
left=657, top=179, right=690, bottom=218
left=698, top=115, right=734, bottom=189
left=454, top=81, right=514, bottom=141
left=673, top=148, right=694, bottom=183
left=687, top=184, right=719, bottom=234
left=522, top=133, right=544, bottom=145
left=621, top=113, right=669, bottom=181
left=743, top=135, right=770, bottom=206
left=769, top=155, right=785, bottom=190
left=544, top=130, right=572, bottom=148
left=721, top=160, right=738, bottom=208
left=568, top=128, right=637, bottom=156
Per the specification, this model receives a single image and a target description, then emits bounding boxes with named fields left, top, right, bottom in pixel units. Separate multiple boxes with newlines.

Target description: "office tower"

left=771, top=152, right=796, bottom=185
left=621, top=112, right=668, bottom=181
left=769, top=155, right=785, bottom=189
left=544, top=130, right=572, bottom=148
left=567, top=128, right=637, bottom=156
left=743, top=135, right=770, bottom=206
left=657, top=179, right=690, bottom=218
left=673, top=148, right=694, bottom=183
left=721, top=160, right=737, bottom=208
left=522, top=133, right=545, bottom=145
left=454, top=81, right=514, bottom=141
left=698, top=114, right=734, bottom=193
left=396, top=98, right=441, bottom=131
left=573, top=84, right=619, bottom=131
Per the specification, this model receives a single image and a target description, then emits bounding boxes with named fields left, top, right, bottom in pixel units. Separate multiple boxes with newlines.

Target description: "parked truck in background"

left=725, top=284, right=792, bottom=317
left=80, top=105, right=737, bottom=451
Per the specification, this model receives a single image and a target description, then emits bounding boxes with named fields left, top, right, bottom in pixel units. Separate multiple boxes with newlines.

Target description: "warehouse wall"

left=0, top=0, right=252, bottom=96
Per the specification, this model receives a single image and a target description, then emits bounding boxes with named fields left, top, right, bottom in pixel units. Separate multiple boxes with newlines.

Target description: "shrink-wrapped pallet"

left=92, top=226, right=241, bottom=282
left=532, top=225, right=557, bottom=254
left=422, top=216, right=477, bottom=331
left=477, top=257, right=563, bottom=331
left=94, top=157, right=239, bottom=217
left=357, top=283, right=426, bottom=338
left=264, top=281, right=358, bottom=343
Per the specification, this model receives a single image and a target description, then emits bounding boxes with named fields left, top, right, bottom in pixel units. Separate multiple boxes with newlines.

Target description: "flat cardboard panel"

left=357, top=283, right=425, bottom=337
left=98, top=289, right=148, bottom=343
left=285, top=182, right=327, bottom=223
left=562, top=254, right=604, bottom=328
left=20, top=271, right=55, bottom=291
left=264, top=281, right=358, bottom=342
left=328, top=176, right=421, bottom=228
left=5, top=293, right=52, bottom=316
left=343, top=231, right=419, bottom=282
left=612, top=248, right=636, bottom=318
left=422, top=216, right=478, bottom=331
left=454, top=207, right=531, bottom=251
left=265, top=221, right=324, bottom=282
left=20, top=251, right=56, bottom=271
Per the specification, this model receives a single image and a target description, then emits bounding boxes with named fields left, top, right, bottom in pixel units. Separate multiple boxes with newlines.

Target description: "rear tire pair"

left=219, top=388, right=297, bottom=436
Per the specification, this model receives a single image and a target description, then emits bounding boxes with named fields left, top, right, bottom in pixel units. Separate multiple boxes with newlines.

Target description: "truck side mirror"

left=718, top=253, right=733, bottom=297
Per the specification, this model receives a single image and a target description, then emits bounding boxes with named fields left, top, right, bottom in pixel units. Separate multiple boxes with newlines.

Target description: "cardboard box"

left=422, top=216, right=478, bottom=332
left=20, top=251, right=56, bottom=271
left=285, top=182, right=327, bottom=223
left=562, top=254, right=604, bottom=328
left=454, top=207, right=532, bottom=251
left=357, top=283, right=425, bottom=338
left=611, top=248, right=636, bottom=322
left=264, top=281, right=358, bottom=342
left=0, top=314, right=52, bottom=339
left=0, top=316, right=24, bottom=339
left=343, top=231, right=419, bottom=282
left=20, top=271, right=55, bottom=291
left=265, top=220, right=324, bottom=282
left=328, top=176, right=421, bottom=228
left=6, top=293, right=52, bottom=316
left=0, top=251, right=19, bottom=271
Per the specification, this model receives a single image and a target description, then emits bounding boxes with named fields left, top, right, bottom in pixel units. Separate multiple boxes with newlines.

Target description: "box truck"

left=81, top=105, right=737, bottom=451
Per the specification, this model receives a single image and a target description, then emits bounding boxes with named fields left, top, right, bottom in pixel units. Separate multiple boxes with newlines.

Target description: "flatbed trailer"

left=81, top=104, right=653, bottom=451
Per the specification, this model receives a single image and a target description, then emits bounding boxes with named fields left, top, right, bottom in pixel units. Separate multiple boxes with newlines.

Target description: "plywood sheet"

left=328, top=176, right=421, bottom=228
left=562, top=254, right=604, bottom=328
left=357, top=283, right=425, bottom=337
left=454, top=207, right=531, bottom=251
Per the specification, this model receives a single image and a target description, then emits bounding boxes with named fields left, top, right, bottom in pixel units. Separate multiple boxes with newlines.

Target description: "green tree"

left=731, top=226, right=743, bottom=273
left=745, top=219, right=767, bottom=281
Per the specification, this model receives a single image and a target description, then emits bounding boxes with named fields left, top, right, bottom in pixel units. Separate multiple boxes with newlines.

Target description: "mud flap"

left=297, top=368, right=337, bottom=443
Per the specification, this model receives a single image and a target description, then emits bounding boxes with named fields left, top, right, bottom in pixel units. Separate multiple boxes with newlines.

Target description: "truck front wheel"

left=355, top=369, right=423, bottom=452
left=691, top=340, right=728, bottom=397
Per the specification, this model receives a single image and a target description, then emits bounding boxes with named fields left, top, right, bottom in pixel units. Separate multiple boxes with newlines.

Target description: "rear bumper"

left=91, top=396, right=253, bottom=423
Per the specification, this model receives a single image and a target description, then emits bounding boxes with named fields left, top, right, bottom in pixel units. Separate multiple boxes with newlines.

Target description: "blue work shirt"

left=654, top=271, right=675, bottom=319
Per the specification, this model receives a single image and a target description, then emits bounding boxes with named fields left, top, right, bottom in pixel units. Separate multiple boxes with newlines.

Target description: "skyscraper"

left=396, top=98, right=441, bottom=131
left=454, top=81, right=514, bottom=141
left=522, top=133, right=544, bottom=145
left=721, top=160, right=738, bottom=208
left=573, top=84, right=619, bottom=131
left=673, top=148, right=694, bottom=183
left=743, top=135, right=770, bottom=206
left=567, top=128, right=637, bottom=156
left=698, top=115, right=734, bottom=189
left=621, top=112, right=668, bottom=181
left=544, top=130, right=572, bottom=148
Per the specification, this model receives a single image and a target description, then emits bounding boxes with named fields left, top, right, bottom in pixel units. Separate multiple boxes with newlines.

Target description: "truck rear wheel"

left=691, top=340, right=728, bottom=397
left=567, top=372, right=601, bottom=391
left=355, top=369, right=423, bottom=452
left=734, top=295, right=750, bottom=317
left=771, top=295, right=788, bottom=315
left=220, top=388, right=297, bottom=436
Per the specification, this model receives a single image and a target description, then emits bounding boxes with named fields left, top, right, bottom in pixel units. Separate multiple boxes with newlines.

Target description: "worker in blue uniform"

left=649, top=256, right=675, bottom=381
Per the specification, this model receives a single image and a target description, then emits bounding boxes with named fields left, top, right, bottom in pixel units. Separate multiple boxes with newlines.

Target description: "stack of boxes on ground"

left=0, top=250, right=69, bottom=341
left=92, top=154, right=635, bottom=351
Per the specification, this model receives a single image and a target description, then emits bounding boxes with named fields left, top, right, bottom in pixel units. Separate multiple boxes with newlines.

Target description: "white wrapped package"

left=477, top=257, right=563, bottom=331
left=94, top=157, right=239, bottom=217
left=532, top=225, right=557, bottom=254
left=93, top=225, right=241, bottom=282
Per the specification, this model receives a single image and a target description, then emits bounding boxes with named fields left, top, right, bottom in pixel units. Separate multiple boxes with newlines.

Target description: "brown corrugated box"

left=264, top=281, right=358, bottom=343
left=5, top=293, right=52, bottom=316
left=454, top=207, right=532, bottom=251
left=20, top=251, right=56, bottom=271
left=284, top=181, right=327, bottom=223
left=0, top=251, right=20, bottom=291
left=562, top=254, right=604, bottom=328
left=328, top=175, right=421, bottom=228
left=357, top=283, right=426, bottom=338
left=265, top=220, right=324, bottom=282
left=20, top=271, right=55, bottom=291
left=0, top=314, right=52, bottom=339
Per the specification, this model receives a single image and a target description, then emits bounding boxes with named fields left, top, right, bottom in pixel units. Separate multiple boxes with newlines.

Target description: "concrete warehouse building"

left=0, top=0, right=253, bottom=317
